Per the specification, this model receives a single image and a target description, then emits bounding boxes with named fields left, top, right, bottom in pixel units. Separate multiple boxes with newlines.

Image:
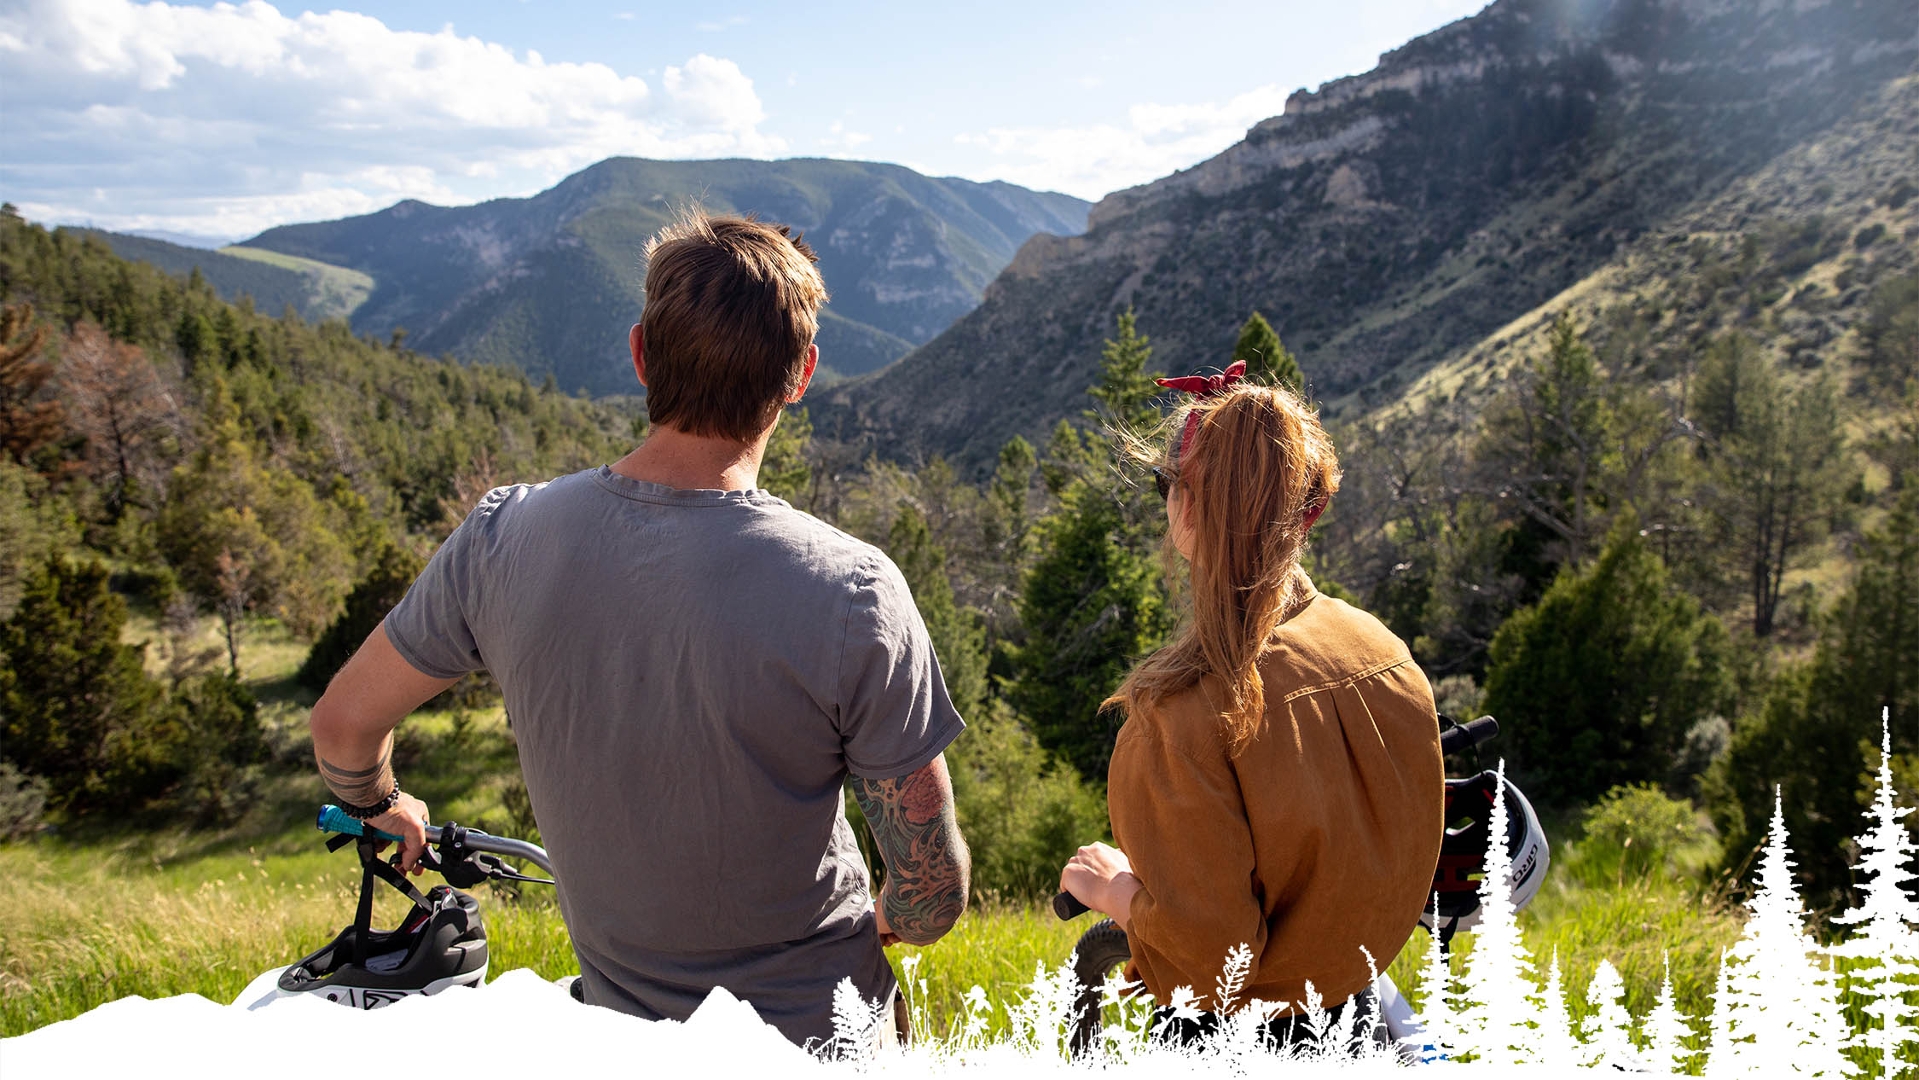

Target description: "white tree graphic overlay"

left=1831, top=708, right=1919, bottom=1079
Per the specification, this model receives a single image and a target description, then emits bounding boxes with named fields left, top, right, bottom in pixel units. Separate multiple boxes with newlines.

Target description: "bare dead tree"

left=59, top=322, right=180, bottom=517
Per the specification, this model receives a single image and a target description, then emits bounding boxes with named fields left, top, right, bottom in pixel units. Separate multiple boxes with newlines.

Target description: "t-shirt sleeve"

left=382, top=505, right=487, bottom=681
left=835, top=554, right=966, bottom=779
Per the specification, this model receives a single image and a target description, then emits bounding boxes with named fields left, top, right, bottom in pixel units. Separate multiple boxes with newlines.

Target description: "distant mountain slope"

left=1392, top=71, right=1919, bottom=427
left=243, top=158, right=1089, bottom=394
left=70, top=229, right=371, bottom=324
left=818, top=0, right=1918, bottom=470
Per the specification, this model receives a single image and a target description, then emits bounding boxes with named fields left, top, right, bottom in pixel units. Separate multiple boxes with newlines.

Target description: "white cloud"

left=0, top=0, right=785, bottom=239
left=694, top=15, right=748, bottom=32
left=952, top=84, right=1290, bottom=200
left=818, top=120, right=872, bottom=156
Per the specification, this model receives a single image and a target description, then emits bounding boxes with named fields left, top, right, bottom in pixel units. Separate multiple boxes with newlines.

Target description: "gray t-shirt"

left=383, top=466, right=964, bottom=1046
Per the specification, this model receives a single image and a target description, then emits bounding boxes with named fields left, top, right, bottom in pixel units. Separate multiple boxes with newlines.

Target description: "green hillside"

left=68, top=230, right=371, bottom=325
left=243, top=158, right=1090, bottom=396
left=217, top=246, right=372, bottom=323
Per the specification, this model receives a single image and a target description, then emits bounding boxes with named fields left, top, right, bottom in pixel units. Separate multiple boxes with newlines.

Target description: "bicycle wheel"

left=1068, top=919, right=1132, bottom=1057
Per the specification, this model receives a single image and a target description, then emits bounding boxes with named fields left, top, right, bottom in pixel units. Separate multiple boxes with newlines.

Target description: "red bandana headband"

left=1153, top=359, right=1327, bottom=532
left=1155, top=360, right=1247, bottom=463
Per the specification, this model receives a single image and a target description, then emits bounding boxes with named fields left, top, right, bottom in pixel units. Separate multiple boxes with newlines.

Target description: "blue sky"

left=2, top=0, right=1487, bottom=241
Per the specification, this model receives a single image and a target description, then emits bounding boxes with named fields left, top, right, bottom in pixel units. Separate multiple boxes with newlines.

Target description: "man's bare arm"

left=851, top=754, right=969, bottom=946
left=310, top=624, right=460, bottom=869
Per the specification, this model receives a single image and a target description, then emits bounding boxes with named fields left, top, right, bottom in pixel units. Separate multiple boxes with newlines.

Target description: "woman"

left=1058, top=364, right=1443, bottom=1035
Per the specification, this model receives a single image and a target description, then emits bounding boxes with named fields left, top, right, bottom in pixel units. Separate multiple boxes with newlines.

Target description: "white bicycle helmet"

left=275, top=882, right=488, bottom=1008
left=245, top=823, right=493, bottom=1011
left=1419, top=769, right=1550, bottom=942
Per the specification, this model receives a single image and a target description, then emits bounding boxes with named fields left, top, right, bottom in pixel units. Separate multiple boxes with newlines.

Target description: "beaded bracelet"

left=337, top=780, right=402, bottom=820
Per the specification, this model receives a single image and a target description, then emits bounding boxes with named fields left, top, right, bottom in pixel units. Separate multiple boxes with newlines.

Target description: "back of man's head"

left=640, top=212, right=828, bottom=442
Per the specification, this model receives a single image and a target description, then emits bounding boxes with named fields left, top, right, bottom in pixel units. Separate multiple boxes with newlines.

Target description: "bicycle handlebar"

left=1439, top=714, right=1498, bottom=756
left=316, top=804, right=555, bottom=876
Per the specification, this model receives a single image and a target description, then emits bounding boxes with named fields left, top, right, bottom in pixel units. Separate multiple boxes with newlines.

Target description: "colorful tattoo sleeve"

left=850, top=754, right=970, bottom=945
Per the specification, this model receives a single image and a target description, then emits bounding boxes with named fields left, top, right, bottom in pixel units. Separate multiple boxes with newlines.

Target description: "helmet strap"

left=349, top=835, right=434, bottom=967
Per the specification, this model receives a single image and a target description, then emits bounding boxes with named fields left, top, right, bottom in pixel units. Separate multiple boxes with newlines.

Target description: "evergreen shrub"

left=1483, top=518, right=1734, bottom=807
left=299, top=542, right=425, bottom=692
left=945, top=705, right=1107, bottom=902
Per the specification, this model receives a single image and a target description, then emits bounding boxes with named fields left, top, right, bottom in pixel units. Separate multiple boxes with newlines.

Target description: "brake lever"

left=426, top=821, right=555, bottom=887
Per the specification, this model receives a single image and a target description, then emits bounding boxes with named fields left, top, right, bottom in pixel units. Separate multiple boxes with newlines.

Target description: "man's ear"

left=787, top=343, right=819, bottom=404
left=629, top=323, right=647, bottom=389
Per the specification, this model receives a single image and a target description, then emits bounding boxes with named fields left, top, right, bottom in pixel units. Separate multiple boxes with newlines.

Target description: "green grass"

left=0, top=829, right=1747, bottom=1045
left=895, top=905, right=1089, bottom=1038
left=11, top=822, right=1896, bottom=1076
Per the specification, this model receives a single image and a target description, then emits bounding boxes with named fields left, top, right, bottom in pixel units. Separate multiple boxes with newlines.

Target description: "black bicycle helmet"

left=278, top=882, right=488, bottom=1008
left=1419, top=769, right=1549, bottom=944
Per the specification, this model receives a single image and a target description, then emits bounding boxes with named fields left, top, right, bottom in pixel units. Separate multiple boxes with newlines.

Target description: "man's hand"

left=850, top=755, right=969, bottom=947
left=873, top=898, right=900, bottom=947
left=366, top=791, right=432, bottom=875
left=1061, top=842, right=1143, bottom=932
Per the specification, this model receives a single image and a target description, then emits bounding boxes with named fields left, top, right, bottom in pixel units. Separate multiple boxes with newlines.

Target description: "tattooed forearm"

left=852, top=755, right=969, bottom=946
left=317, top=738, right=395, bottom=806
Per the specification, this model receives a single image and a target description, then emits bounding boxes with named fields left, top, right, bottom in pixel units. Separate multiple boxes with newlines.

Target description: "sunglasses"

left=1153, top=466, right=1173, bottom=501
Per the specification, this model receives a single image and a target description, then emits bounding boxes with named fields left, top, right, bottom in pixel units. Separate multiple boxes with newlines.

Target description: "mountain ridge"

left=241, top=157, right=1089, bottom=394
left=817, top=0, right=1918, bottom=470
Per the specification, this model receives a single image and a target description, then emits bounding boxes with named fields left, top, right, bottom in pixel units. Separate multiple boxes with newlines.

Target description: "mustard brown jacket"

left=1108, top=578, right=1444, bottom=1014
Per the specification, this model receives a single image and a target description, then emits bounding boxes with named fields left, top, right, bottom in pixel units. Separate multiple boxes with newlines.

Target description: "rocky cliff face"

left=244, top=159, right=1089, bottom=395
left=819, top=0, right=1918, bottom=470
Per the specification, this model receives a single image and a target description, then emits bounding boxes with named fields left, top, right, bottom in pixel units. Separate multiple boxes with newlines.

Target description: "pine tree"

left=886, top=503, right=988, bottom=720
left=1009, top=310, right=1172, bottom=780
left=1578, top=959, right=1644, bottom=1070
left=1831, top=708, right=1919, bottom=1079
left=298, top=541, right=426, bottom=692
left=1411, top=914, right=1461, bottom=1060
left=0, top=556, right=172, bottom=812
left=1531, top=950, right=1581, bottom=1068
left=1694, top=336, right=1851, bottom=638
left=1451, top=759, right=1540, bottom=1064
left=1710, top=489, right=1919, bottom=911
left=1007, top=492, right=1169, bottom=780
left=1086, top=308, right=1162, bottom=434
left=1641, top=955, right=1700, bottom=1076
left=1473, top=312, right=1617, bottom=570
left=1704, top=954, right=1736, bottom=1078
left=60, top=322, right=177, bottom=520
left=1485, top=516, right=1734, bottom=803
left=1712, top=789, right=1852, bottom=1076
left=980, top=435, right=1038, bottom=620
left=156, top=377, right=353, bottom=668
left=1231, top=311, right=1302, bottom=394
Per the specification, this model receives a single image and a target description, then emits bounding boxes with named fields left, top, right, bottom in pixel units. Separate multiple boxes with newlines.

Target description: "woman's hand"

left=1060, top=842, right=1143, bottom=931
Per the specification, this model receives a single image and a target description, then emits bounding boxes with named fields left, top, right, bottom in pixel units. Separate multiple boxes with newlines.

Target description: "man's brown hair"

left=640, top=212, right=828, bottom=441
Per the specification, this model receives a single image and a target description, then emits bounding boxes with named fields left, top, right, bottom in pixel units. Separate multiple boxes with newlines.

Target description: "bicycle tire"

left=1068, top=919, right=1133, bottom=1057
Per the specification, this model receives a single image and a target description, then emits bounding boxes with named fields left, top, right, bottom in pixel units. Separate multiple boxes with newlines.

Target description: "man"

left=308, top=212, right=970, bottom=1048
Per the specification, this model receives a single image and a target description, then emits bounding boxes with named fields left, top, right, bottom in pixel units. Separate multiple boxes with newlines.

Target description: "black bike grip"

left=1053, top=890, right=1091, bottom=920
left=1439, top=714, right=1500, bottom=755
